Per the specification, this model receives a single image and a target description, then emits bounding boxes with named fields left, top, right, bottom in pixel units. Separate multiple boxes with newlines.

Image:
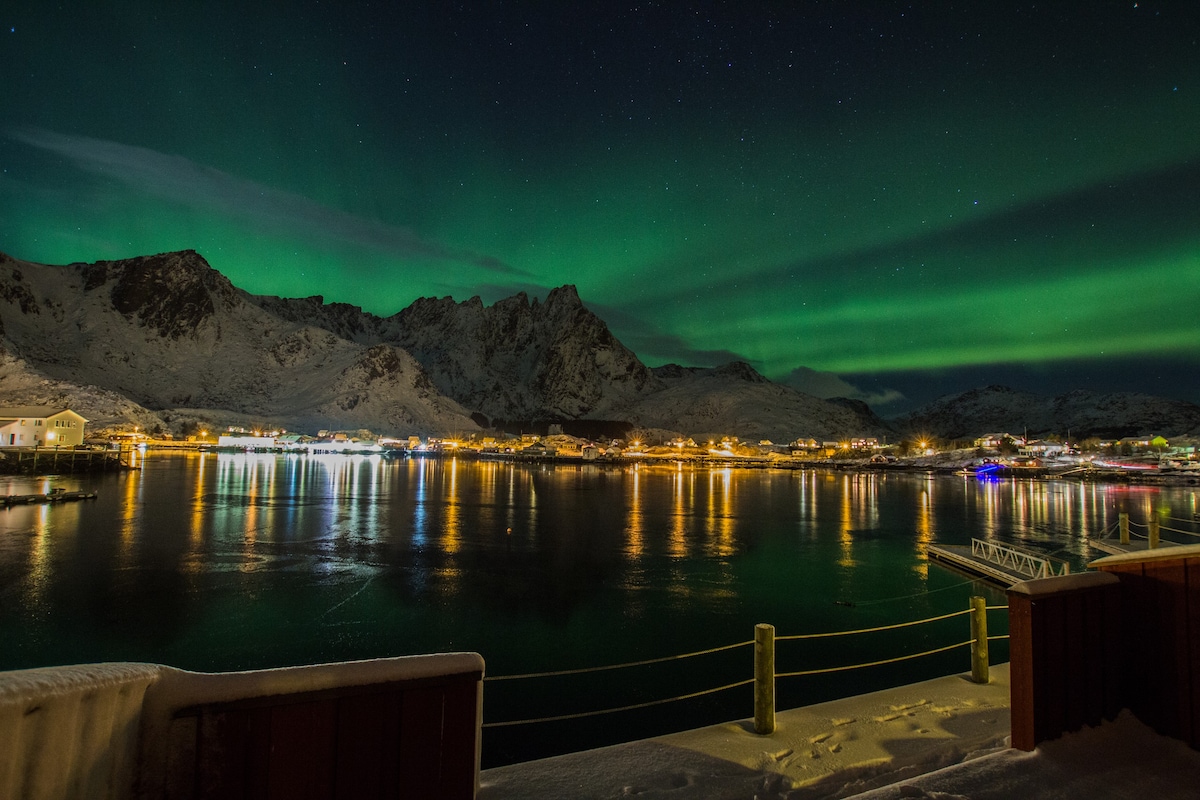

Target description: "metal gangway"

left=971, top=538, right=1070, bottom=580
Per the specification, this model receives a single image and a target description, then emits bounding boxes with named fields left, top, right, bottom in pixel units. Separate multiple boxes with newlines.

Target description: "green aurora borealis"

left=2, top=2, right=1199, bottom=409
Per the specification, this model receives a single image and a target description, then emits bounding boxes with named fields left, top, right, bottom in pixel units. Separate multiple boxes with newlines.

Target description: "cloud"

left=783, top=366, right=906, bottom=407
left=7, top=127, right=527, bottom=276
left=582, top=299, right=751, bottom=367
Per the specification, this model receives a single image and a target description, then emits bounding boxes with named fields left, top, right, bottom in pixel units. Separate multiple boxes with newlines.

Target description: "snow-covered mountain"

left=0, top=251, right=477, bottom=435
left=252, top=283, right=926, bottom=442
left=892, top=384, right=1200, bottom=440
left=382, top=286, right=660, bottom=422
left=0, top=250, right=894, bottom=441
left=18, top=248, right=1186, bottom=445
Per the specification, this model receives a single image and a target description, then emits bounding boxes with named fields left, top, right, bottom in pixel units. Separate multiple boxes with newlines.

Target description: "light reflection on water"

left=1, top=453, right=1198, bottom=763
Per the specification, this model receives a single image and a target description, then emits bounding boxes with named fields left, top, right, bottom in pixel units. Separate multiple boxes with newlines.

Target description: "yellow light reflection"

left=442, top=457, right=460, bottom=553
left=187, top=452, right=210, bottom=572
left=625, top=465, right=643, bottom=558
left=913, top=485, right=933, bottom=580
left=668, top=466, right=688, bottom=558
left=22, top=503, right=53, bottom=609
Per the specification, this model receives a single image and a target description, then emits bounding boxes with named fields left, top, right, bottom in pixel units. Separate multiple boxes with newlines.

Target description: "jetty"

left=927, top=538, right=1070, bottom=587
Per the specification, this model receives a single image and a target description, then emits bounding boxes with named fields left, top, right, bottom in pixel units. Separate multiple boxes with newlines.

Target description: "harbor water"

left=1, top=451, right=1196, bottom=765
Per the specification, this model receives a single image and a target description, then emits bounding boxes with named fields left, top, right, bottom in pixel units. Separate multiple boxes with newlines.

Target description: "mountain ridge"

left=0, top=250, right=887, bottom=441
left=1, top=249, right=1197, bottom=442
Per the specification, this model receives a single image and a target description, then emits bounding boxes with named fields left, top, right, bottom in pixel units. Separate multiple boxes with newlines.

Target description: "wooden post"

left=1148, top=518, right=1160, bottom=549
left=754, top=623, right=775, bottom=735
left=1119, top=513, right=1129, bottom=545
left=970, top=595, right=989, bottom=684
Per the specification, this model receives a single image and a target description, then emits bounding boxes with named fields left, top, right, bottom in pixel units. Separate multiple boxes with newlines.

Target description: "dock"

left=927, top=538, right=1070, bottom=588
left=2, top=489, right=98, bottom=507
left=0, top=447, right=131, bottom=474
left=1089, top=538, right=1180, bottom=556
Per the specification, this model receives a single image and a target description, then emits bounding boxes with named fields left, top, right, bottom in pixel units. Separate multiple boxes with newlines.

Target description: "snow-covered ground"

left=479, top=663, right=1200, bottom=799
left=849, top=710, right=1200, bottom=800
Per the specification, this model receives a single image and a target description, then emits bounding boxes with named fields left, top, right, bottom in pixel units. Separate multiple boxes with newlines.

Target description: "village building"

left=0, top=407, right=87, bottom=448
left=1018, top=440, right=1068, bottom=459
left=217, top=434, right=277, bottom=450
left=974, top=433, right=1020, bottom=449
left=522, top=440, right=557, bottom=457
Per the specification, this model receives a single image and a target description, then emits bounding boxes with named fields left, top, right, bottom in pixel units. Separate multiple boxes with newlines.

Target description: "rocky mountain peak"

left=387, top=285, right=658, bottom=420
left=82, top=250, right=238, bottom=339
left=712, top=361, right=768, bottom=383
left=544, top=284, right=582, bottom=307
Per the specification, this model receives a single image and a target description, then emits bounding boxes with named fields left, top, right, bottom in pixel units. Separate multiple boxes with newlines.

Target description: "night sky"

left=3, top=2, right=1198, bottom=411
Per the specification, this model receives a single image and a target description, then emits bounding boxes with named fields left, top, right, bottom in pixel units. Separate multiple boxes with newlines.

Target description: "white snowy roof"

left=0, top=406, right=87, bottom=421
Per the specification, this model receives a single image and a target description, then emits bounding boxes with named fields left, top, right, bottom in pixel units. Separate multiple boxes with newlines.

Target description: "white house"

left=1020, top=440, right=1067, bottom=459
left=0, top=407, right=88, bottom=448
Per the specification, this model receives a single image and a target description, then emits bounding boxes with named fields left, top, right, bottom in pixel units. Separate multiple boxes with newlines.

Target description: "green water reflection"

left=1, top=453, right=1196, bottom=763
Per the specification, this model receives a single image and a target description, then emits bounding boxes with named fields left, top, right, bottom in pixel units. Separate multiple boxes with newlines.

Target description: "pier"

left=0, top=446, right=132, bottom=474
left=927, top=538, right=1070, bottom=587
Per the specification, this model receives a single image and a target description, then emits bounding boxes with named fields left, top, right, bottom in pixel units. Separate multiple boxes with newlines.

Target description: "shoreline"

left=90, top=443, right=1200, bottom=485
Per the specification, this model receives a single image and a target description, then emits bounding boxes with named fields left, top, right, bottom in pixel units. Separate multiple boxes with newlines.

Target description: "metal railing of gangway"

left=971, top=538, right=1069, bottom=579
left=481, top=598, right=1008, bottom=732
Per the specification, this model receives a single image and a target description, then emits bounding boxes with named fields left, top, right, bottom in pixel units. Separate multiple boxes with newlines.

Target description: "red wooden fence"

left=1008, top=544, right=1200, bottom=751
left=1091, top=545, right=1200, bottom=750
left=137, top=654, right=484, bottom=800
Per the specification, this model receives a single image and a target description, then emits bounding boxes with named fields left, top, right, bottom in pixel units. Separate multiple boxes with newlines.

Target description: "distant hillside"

left=628, top=362, right=894, bottom=444
left=891, top=384, right=1200, bottom=440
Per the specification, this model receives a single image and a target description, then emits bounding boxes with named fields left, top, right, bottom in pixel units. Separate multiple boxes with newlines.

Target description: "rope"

left=776, top=608, right=971, bottom=641
left=481, top=678, right=755, bottom=727
left=1159, top=525, right=1199, bottom=538
left=1164, top=515, right=1200, bottom=526
left=776, top=640, right=973, bottom=679
left=987, top=634, right=1010, bottom=642
left=846, top=577, right=981, bottom=606
left=1091, top=520, right=1120, bottom=541
left=485, top=639, right=754, bottom=682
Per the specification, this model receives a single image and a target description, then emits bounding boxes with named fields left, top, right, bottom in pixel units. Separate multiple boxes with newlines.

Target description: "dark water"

left=2, top=452, right=1196, bottom=764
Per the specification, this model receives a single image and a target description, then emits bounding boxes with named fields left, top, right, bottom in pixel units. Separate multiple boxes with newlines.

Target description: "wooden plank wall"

left=1095, top=553, right=1200, bottom=750
left=1007, top=573, right=1122, bottom=750
left=165, top=671, right=481, bottom=800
